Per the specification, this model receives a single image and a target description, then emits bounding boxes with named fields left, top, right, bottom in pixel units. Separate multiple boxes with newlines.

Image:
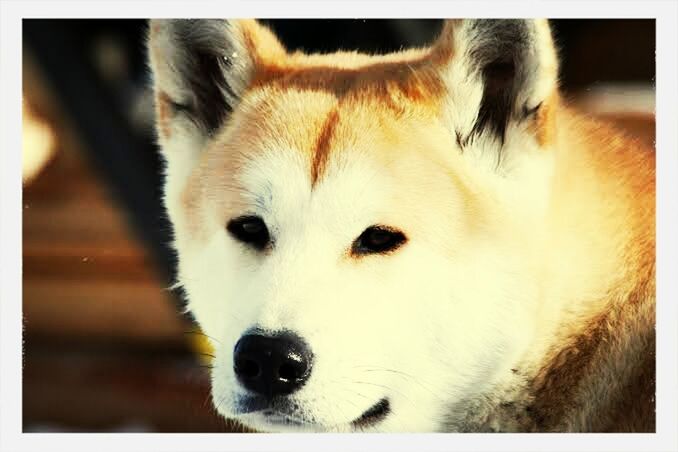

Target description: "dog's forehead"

left=216, top=58, right=446, bottom=181
left=226, top=103, right=470, bottom=238
left=237, top=88, right=429, bottom=165
left=236, top=138, right=391, bottom=232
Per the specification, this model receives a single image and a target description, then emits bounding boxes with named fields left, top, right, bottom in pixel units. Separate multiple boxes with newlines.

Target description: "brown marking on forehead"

left=310, top=108, right=340, bottom=186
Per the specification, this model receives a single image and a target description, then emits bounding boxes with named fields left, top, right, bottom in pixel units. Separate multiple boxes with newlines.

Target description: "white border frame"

left=2, top=2, right=677, bottom=451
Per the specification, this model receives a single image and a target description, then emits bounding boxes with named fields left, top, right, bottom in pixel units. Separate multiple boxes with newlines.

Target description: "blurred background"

left=22, top=19, right=655, bottom=432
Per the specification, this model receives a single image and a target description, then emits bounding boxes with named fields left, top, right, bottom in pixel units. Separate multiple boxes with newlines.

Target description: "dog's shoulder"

left=529, top=110, right=655, bottom=432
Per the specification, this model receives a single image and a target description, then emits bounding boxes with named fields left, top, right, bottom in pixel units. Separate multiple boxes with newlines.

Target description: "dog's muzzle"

left=231, top=330, right=391, bottom=430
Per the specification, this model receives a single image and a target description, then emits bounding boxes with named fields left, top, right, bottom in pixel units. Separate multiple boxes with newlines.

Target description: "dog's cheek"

left=180, top=233, right=257, bottom=342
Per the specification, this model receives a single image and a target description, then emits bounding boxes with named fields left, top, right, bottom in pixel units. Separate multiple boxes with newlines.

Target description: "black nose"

left=233, top=331, right=313, bottom=398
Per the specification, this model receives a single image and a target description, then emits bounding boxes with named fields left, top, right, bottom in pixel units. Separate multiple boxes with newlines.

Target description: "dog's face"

left=148, top=19, right=559, bottom=432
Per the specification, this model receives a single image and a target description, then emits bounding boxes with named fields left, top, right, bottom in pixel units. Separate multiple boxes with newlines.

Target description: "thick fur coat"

left=147, top=19, right=655, bottom=432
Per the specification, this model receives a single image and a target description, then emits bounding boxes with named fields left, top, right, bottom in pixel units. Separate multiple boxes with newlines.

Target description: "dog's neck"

left=444, top=105, right=656, bottom=432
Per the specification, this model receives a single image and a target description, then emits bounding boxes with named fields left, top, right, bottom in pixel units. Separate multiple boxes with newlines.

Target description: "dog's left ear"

left=147, top=19, right=285, bottom=148
left=430, top=19, right=559, bottom=149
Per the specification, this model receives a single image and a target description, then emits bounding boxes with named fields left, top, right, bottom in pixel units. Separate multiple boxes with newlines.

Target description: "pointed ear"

left=147, top=19, right=285, bottom=146
left=431, top=19, right=559, bottom=148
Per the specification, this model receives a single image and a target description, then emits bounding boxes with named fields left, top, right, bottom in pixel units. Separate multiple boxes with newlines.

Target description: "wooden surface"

left=22, top=145, right=187, bottom=343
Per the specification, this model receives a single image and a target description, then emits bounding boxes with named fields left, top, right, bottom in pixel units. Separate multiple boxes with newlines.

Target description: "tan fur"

left=531, top=91, right=558, bottom=147
left=155, top=92, right=174, bottom=139
left=310, top=108, right=340, bottom=186
left=526, top=110, right=655, bottom=432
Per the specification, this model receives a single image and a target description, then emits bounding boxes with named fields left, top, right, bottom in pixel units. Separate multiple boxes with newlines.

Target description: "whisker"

left=350, top=365, right=441, bottom=399
left=183, top=330, right=223, bottom=345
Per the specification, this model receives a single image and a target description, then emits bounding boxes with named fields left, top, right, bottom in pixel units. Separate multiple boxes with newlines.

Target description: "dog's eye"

left=227, top=216, right=270, bottom=250
left=352, top=226, right=407, bottom=256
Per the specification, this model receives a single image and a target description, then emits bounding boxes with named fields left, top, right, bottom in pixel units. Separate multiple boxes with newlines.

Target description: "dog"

left=147, top=19, right=655, bottom=432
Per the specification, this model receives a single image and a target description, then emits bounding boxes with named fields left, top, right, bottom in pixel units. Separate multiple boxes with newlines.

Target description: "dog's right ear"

left=147, top=19, right=285, bottom=148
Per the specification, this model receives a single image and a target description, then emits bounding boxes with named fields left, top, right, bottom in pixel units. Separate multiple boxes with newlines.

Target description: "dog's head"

left=148, top=19, right=559, bottom=432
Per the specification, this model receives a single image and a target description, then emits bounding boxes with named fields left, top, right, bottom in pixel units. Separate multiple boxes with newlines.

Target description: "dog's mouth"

left=350, top=398, right=390, bottom=429
left=257, top=409, right=310, bottom=427
left=235, top=396, right=390, bottom=430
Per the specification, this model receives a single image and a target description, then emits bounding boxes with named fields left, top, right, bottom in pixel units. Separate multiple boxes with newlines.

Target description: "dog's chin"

left=236, top=410, right=322, bottom=433
left=231, top=396, right=392, bottom=433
